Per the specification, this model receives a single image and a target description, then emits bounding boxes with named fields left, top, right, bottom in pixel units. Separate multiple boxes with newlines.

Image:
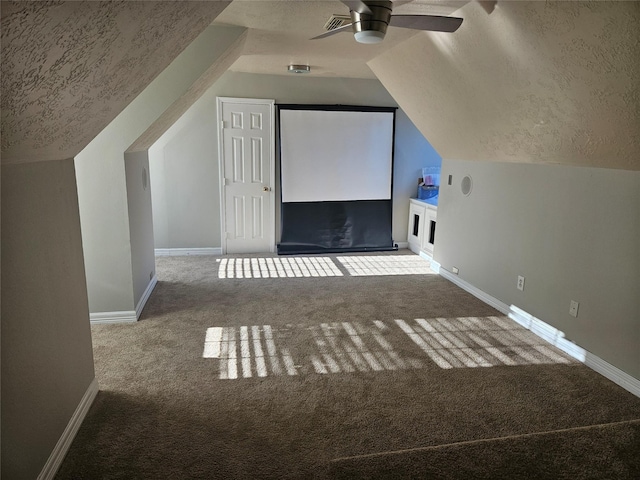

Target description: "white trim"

left=90, top=310, right=137, bottom=324
left=557, top=337, right=590, bottom=362
left=530, top=317, right=562, bottom=346
left=438, top=268, right=509, bottom=315
left=90, top=276, right=157, bottom=324
left=417, top=250, right=441, bottom=274
left=418, top=250, right=432, bottom=262
left=507, top=304, right=533, bottom=329
left=37, top=378, right=99, bottom=480
left=438, top=268, right=640, bottom=398
left=428, top=258, right=441, bottom=274
left=585, top=354, right=640, bottom=397
left=155, top=248, right=222, bottom=256
left=136, top=275, right=157, bottom=318
left=217, top=97, right=276, bottom=254
left=408, top=244, right=421, bottom=255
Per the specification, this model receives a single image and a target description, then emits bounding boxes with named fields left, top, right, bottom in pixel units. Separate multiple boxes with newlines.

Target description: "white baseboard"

left=395, top=242, right=409, bottom=250
left=585, top=354, right=640, bottom=398
left=90, top=276, right=157, bottom=324
left=439, top=268, right=510, bottom=315
left=438, top=268, right=640, bottom=398
left=90, top=310, right=137, bottom=324
left=155, top=247, right=222, bottom=256
left=419, top=250, right=432, bottom=262
left=136, top=275, right=157, bottom=318
left=38, top=378, right=99, bottom=480
left=418, top=251, right=441, bottom=274
left=429, top=259, right=441, bottom=274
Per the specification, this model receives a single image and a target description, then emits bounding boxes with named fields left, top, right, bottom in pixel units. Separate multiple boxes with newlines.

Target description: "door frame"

left=217, top=97, right=276, bottom=254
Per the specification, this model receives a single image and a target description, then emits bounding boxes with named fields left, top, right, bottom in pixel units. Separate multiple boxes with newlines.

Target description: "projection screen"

left=278, top=105, right=396, bottom=255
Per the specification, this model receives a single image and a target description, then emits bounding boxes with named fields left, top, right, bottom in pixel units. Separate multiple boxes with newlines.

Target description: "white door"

left=218, top=98, right=275, bottom=254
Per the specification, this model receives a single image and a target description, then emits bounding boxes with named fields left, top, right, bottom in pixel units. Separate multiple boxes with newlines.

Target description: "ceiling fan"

left=312, top=0, right=463, bottom=44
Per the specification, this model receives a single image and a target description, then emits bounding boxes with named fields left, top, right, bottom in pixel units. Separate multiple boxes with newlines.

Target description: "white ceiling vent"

left=324, top=15, right=351, bottom=31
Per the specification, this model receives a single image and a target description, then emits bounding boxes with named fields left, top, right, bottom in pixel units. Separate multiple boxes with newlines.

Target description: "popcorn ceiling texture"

left=1, top=1, right=230, bottom=164
left=368, top=1, right=640, bottom=171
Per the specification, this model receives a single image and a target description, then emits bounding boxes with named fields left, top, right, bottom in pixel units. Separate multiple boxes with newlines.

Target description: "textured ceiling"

left=1, top=1, right=231, bottom=164
left=213, top=0, right=467, bottom=78
left=2, top=0, right=637, bottom=171
left=369, top=0, right=640, bottom=170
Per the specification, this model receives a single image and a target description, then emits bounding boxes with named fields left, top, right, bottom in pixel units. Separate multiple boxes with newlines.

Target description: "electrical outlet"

left=569, top=300, right=579, bottom=318
left=452, top=266, right=459, bottom=274
left=517, top=275, right=525, bottom=291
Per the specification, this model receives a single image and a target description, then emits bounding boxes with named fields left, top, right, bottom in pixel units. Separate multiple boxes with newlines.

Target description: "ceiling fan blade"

left=389, top=15, right=463, bottom=33
left=340, top=1, right=372, bottom=15
left=310, top=23, right=354, bottom=40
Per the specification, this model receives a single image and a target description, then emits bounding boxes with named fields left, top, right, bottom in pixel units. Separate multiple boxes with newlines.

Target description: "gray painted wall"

left=75, top=25, right=246, bottom=314
left=435, top=159, right=640, bottom=379
left=1, top=159, right=95, bottom=479
left=149, top=72, right=439, bottom=249
left=125, top=151, right=156, bottom=307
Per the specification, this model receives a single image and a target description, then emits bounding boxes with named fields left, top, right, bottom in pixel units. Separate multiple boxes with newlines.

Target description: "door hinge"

left=221, top=121, right=226, bottom=129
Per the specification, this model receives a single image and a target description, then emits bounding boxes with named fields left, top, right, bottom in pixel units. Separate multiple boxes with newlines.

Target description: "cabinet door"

left=408, top=202, right=425, bottom=253
left=421, top=209, right=437, bottom=255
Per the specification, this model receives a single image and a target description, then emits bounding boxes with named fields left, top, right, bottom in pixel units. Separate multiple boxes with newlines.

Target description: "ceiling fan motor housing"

left=350, top=1, right=392, bottom=43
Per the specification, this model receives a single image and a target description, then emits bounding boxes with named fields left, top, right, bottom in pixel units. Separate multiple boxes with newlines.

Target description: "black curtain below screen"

left=278, top=200, right=394, bottom=255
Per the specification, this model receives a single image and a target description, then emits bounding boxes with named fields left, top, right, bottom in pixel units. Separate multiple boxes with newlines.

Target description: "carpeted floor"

left=56, top=252, right=640, bottom=479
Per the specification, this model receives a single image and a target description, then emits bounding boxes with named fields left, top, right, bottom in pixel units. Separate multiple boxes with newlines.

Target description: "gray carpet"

left=56, top=252, right=640, bottom=479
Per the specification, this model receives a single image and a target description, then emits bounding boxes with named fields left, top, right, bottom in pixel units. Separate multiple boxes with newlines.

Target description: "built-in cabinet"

left=407, top=198, right=437, bottom=257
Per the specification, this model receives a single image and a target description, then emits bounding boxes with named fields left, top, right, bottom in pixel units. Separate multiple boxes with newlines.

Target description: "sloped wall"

left=369, top=1, right=640, bottom=170
left=1, top=0, right=231, bottom=164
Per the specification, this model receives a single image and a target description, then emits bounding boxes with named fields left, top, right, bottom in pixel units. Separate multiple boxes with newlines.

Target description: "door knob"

left=263, top=186, right=271, bottom=192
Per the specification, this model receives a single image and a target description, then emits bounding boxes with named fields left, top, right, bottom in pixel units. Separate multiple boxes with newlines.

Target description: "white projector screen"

left=280, top=108, right=394, bottom=203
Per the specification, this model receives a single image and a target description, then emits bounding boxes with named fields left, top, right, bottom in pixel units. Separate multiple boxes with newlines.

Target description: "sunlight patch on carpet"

left=395, top=317, right=573, bottom=369
left=337, top=255, right=434, bottom=276
left=217, top=257, right=343, bottom=278
left=203, top=316, right=576, bottom=379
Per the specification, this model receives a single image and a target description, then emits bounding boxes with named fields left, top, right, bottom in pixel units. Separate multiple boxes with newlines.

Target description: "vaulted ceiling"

left=2, top=1, right=639, bottom=170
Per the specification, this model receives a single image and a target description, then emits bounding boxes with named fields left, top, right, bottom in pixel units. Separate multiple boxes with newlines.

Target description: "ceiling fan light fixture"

left=288, top=64, right=311, bottom=74
left=354, top=30, right=385, bottom=44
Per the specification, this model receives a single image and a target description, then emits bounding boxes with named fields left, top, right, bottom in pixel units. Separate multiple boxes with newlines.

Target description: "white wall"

left=1, top=159, right=95, bottom=479
left=435, top=159, right=640, bottom=379
left=75, top=25, right=246, bottom=315
left=149, top=71, right=438, bottom=249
